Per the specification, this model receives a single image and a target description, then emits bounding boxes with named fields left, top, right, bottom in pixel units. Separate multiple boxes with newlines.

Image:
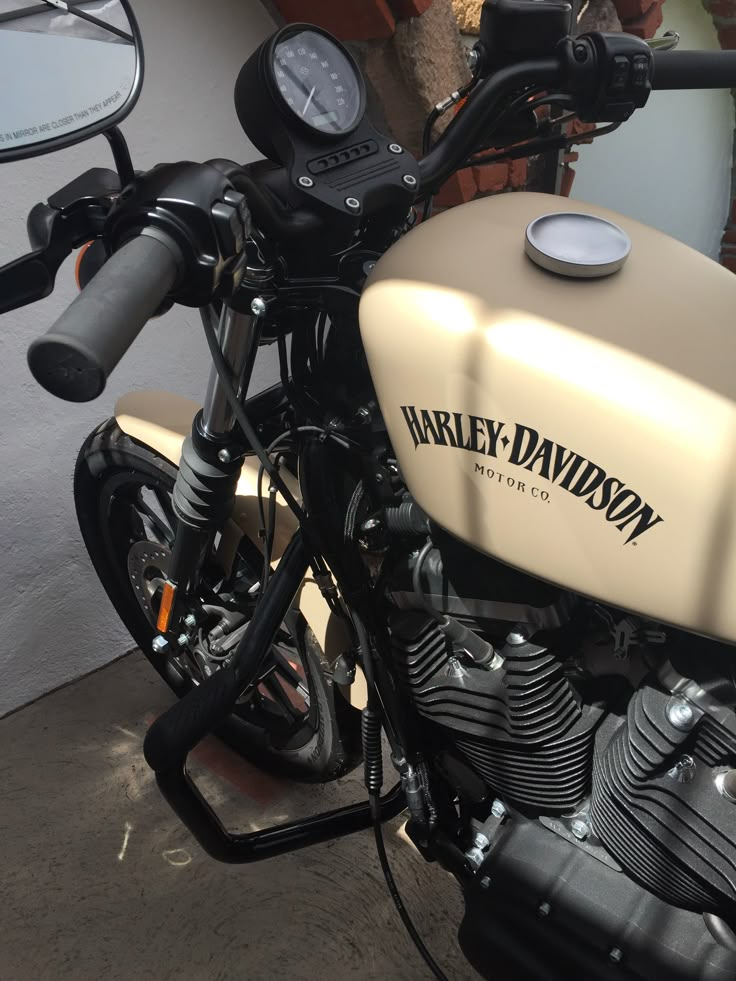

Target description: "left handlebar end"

left=28, top=333, right=108, bottom=403
left=27, top=234, right=180, bottom=402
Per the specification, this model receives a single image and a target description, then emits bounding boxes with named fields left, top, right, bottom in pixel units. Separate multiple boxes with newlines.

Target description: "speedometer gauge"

left=269, top=27, right=364, bottom=138
left=234, top=22, right=418, bottom=230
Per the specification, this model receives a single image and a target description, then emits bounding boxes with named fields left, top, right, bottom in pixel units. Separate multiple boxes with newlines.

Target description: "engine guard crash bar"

left=156, top=768, right=405, bottom=864
left=144, top=528, right=406, bottom=862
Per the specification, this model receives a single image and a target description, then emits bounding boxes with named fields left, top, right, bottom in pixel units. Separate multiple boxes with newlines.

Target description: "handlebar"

left=417, top=58, right=561, bottom=193
left=27, top=233, right=180, bottom=402
left=418, top=43, right=736, bottom=195
left=652, top=49, right=736, bottom=89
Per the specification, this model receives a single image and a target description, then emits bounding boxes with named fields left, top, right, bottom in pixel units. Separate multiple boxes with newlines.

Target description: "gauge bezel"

left=261, top=23, right=367, bottom=141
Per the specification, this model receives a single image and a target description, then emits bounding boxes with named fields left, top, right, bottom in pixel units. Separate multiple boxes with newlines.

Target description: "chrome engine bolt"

left=465, top=831, right=490, bottom=871
left=571, top=818, right=590, bottom=841
left=667, top=698, right=695, bottom=730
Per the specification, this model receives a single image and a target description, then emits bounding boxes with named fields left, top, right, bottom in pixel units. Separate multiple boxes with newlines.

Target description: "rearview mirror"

left=0, top=0, right=143, bottom=163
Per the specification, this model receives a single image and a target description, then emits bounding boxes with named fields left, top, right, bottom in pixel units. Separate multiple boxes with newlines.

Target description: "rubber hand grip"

left=144, top=665, right=241, bottom=774
left=27, top=234, right=179, bottom=402
left=652, top=50, right=736, bottom=90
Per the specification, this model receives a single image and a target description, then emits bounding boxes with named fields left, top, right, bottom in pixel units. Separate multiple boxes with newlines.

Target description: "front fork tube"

left=159, top=304, right=260, bottom=634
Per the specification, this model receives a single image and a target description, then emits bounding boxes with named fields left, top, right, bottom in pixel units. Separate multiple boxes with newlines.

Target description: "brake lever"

left=0, top=167, right=120, bottom=315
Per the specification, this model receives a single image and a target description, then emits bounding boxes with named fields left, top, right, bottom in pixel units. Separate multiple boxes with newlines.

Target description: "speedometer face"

left=272, top=30, right=363, bottom=137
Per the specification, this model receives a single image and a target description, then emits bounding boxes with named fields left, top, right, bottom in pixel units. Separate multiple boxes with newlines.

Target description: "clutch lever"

left=0, top=167, right=120, bottom=315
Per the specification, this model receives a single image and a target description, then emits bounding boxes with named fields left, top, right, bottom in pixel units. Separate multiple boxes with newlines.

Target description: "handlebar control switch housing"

left=104, top=162, right=252, bottom=307
left=566, top=32, right=654, bottom=122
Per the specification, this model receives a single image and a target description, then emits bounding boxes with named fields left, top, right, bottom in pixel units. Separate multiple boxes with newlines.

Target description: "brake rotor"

left=127, top=540, right=171, bottom=626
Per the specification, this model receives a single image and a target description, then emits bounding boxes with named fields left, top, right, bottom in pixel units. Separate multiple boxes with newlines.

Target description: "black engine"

left=389, top=610, right=601, bottom=813
left=383, top=528, right=736, bottom=979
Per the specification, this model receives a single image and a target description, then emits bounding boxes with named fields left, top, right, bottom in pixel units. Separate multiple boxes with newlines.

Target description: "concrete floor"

left=0, top=653, right=481, bottom=981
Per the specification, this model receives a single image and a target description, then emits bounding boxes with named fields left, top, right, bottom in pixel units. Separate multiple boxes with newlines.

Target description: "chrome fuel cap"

left=525, top=212, right=631, bottom=278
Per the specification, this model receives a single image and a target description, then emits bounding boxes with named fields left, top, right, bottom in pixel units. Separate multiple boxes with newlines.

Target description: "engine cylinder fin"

left=389, top=609, right=601, bottom=814
left=592, top=686, right=736, bottom=914
left=696, top=717, right=736, bottom=766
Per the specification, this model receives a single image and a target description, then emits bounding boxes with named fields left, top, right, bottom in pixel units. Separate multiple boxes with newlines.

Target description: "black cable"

left=370, top=795, right=450, bottom=981
left=350, top=605, right=448, bottom=977
left=317, top=313, right=327, bottom=365
left=420, top=83, right=543, bottom=221
left=421, top=70, right=482, bottom=222
left=276, top=329, right=291, bottom=399
left=343, top=479, right=368, bottom=545
left=422, top=107, right=443, bottom=158
left=465, top=119, right=622, bottom=170
left=263, top=481, right=277, bottom=591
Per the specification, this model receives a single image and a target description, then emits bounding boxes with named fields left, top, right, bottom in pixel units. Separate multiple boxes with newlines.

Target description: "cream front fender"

left=114, top=389, right=364, bottom=704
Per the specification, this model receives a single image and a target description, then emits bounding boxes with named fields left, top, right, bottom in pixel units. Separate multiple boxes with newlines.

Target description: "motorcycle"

left=3, top=1, right=736, bottom=978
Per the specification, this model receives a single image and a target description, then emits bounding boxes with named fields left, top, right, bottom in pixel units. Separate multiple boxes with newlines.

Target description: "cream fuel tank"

left=359, top=192, right=736, bottom=644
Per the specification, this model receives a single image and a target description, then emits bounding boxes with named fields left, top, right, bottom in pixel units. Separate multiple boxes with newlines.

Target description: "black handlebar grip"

left=143, top=665, right=241, bottom=774
left=27, top=234, right=180, bottom=402
left=653, top=49, right=736, bottom=90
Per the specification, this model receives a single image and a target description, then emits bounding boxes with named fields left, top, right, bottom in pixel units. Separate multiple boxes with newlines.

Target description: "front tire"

left=74, top=418, right=361, bottom=782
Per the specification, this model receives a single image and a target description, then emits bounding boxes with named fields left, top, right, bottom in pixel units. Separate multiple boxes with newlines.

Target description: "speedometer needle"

left=302, top=85, right=316, bottom=116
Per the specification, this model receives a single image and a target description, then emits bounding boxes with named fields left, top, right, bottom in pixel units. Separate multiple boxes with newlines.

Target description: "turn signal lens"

left=74, top=241, right=94, bottom=291
left=157, top=580, right=177, bottom=633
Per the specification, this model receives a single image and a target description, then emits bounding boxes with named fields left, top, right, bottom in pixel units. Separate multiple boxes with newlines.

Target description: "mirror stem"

left=104, top=127, right=135, bottom=188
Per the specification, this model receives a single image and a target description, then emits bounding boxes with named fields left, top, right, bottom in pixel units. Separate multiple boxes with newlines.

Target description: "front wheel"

left=74, top=418, right=361, bottom=782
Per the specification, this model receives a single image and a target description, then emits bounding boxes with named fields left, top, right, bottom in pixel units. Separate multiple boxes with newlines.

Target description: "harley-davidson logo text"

left=400, top=407, right=663, bottom=545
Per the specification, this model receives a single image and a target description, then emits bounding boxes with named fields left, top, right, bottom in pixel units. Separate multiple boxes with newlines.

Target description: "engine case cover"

left=360, top=192, right=736, bottom=644
left=460, top=815, right=736, bottom=981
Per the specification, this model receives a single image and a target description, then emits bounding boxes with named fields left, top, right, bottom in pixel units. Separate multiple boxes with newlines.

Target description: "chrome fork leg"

left=201, top=304, right=259, bottom=437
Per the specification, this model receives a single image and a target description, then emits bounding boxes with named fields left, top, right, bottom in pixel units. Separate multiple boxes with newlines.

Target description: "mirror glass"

left=0, top=0, right=141, bottom=160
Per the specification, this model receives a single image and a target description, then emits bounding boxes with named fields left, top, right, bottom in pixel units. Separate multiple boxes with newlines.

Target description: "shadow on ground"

left=0, top=652, right=481, bottom=981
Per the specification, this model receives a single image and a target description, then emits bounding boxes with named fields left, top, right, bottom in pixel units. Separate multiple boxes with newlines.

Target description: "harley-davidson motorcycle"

left=4, top=0, right=736, bottom=977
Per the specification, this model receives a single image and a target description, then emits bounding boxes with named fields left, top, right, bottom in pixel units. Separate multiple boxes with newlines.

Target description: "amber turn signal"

left=156, top=580, right=177, bottom=633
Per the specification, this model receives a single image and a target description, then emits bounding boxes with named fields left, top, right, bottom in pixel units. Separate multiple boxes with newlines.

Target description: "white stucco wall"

left=572, top=0, right=734, bottom=259
left=0, top=0, right=276, bottom=716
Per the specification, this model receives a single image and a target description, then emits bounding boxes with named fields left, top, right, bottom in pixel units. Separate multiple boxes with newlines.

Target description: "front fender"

left=115, top=389, right=365, bottom=706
